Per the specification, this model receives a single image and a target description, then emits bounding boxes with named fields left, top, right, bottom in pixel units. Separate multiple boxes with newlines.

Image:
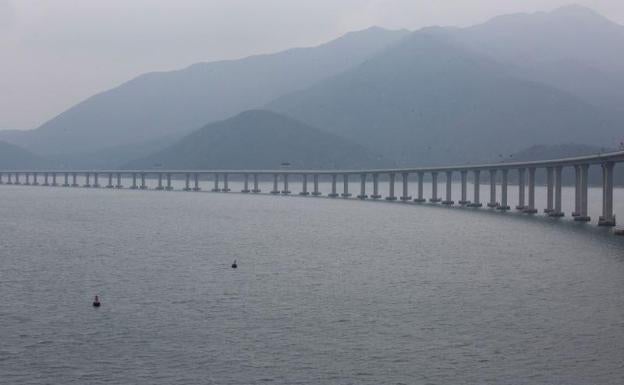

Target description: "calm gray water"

left=2, top=185, right=624, bottom=384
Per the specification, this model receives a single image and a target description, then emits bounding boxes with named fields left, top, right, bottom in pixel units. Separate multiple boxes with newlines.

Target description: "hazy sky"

left=1, top=0, right=623, bottom=130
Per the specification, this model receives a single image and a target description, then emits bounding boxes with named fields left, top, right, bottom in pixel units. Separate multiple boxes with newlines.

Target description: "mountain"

left=0, top=141, right=46, bottom=170
left=0, top=27, right=408, bottom=156
left=268, top=26, right=623, bottom=166
left=124, top=110, right=390, bottom=170
left=453, top=5, right=624, bottom=111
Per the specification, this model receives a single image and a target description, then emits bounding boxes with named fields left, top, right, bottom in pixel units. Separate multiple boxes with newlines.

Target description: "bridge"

left=2, top=150, right=622, bottom=228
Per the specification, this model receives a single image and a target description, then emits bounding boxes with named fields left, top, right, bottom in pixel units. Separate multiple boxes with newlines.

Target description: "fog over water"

left=2, top=185, right=624, bottom=384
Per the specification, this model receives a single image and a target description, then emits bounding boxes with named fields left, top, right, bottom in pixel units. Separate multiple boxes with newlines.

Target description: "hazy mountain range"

left=1, top=4, right=623, bottom=171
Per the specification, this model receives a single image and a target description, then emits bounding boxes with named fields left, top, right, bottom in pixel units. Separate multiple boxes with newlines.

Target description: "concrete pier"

left=83, top=173, right=91, bottom=188
left=386, top=173, right=397, bottom=201
left=341, top=174, right=351, bottom=198
left=242, top=174, right=250, bottom=193
left=300, top=174, right=309, bottom=196
left=429, top=172, right=440, bottom=203
left=43, top=173, right=49, bottom=186
left=93, top=173, right=100, bottom=188
left=545, top=167, right=554, bottom=213
left=212, top=173, right=220, bottom=192
left=253, top=174, right=261, bottom=193
left=24, top=173, right=30, bottom=185
left=183, top=173, right=191, bottom=191
left=458, top=170, right=470, bottom=205
left=223, top=174, right=230, bottom=192
left=62, top=173, right=69, bottom=187
left=572, top=165, right=581, bottom=216
left=371, top=173, right=381, bottom=199
left=14, top=173, right=20, bottom=185
left=414, top=172, right=425, bottom=203
left=140, top=173, right=148, bottom=190
left=71, top=173, right=79, bottom=187
left=599, top=161, right=616, bottom=226
left=106, top=173, right=113, bottom=188
left=487, top=170, right=497, bottom=208
left=400, top=172, right=411, bottom=201
left=7, top=173, right=12, bottom=184
left=33, top=173, right=39, bottom=186
left=329, top=174, right=339, bottom=198
left=442, top=171, right=454, bottom=205
left=166, top=173, right=173, bottom=190
left=192, top=173, right=200, bottom=191
left=282, top=174, right=291, bottom=195
left=130, top=173, right=138, bottom=189
left=52, top=173, right=57, bottom=186
left=312, top=174, right=321, bottom=196
left=575, top=164, right=591, bottom=222
left=498, top=169, right=510, bottom=210
left=549, top=166, right=564, bottom=217
left=516, top=168, right=525, bottom=210
left=524, top=167, right=537, bottom=214
left=115, top=173, right=123, bottom=189
left=155, top=173, right=164, bottom=190
left=271, top=174, right=280, bottom=194
left=467, top=170, right=482, bottom=207
left=358, top=173, right=367, bottom=199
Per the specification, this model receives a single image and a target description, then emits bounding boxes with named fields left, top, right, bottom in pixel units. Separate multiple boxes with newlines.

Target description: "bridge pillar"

left=572, top=165, right=581, bottom=216
left=358, top=173, right=367, bottom=199
left=524, top=167, right=537, bottom=214
left=212, top=173, right=220, bottom=192
left=341, top=174, right=351, bottom=198
left=183, top=173, right=191, bottom=191
left=400, top=172, right=411, bottom=201
left=166, top=173, right=173, bottom=190
left=312, top=174, right=320, bottom=196
left=106, top=173, right=113, bottom=188
left=414, top=172, right=425, bottom=202
left=115, top=173, right=123, bottom=188
left=282, top=174, right=291, bottom=195
left=300, top=174, right=309, bottom=196
left=223, top=174, right=230, bottom=192
left=71, top=173, right=79, bottom=187
left=242, top=174, right=250, bottom=193
left=328, top=174, right=338, bottom=197
left=442, top=171, right=454, bottom=205
left=83, top=172, right=91, bottom=187
left=25, top=173, right=30, bottom=185
left=386, top=173, right=397, bottom=201
left=193, top=173, right=200, bottom=191
left=599, top=161, right=616, bottom=226
left=429, top=172, right=439, bottom=202
left=93, top=173, right=100, bottom=188
left=253, top=174, right=261, bottom=193
left=575, top=164, right=591, bottom=222
left=487, top=169, right=497, bottom=208
left=498, top=169, right=510, bottom=210
left=7, top=173, right=12, bottom=184
left=62, top=173, right=68, bottom=187
left=0, top=172, right=3, bottom=184
left=33, top=172, right=39, bottom=186
left=156, top=173, right=164, bottom=190
left=516, top=168, right=525, bottom=210
left=545, top=167, right=554, bottom=213
left=371, top=174, right=380, bottom=199
left=468, top=170, right=482, bottom=207
left=549, top=166, right=564, bottom=217
left=459, top=170, right=469, bottom=205
left=51, top=173, right=57, bottom=186
left=130, top=173, right=138, bottom=189
left=271, top=174, right=280, bottom=194
left=43, top=173, right=48, bottom=186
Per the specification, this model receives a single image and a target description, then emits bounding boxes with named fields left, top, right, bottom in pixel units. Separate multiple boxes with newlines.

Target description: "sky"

left=1, top=0, right=624, bottom=130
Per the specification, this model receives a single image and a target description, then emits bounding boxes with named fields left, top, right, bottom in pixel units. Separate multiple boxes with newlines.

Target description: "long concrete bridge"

left=2, top=150, right=622, bottom=227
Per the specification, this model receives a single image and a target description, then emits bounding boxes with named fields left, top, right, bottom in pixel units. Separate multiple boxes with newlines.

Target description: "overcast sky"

left=1, top=0, right=623, bottom=130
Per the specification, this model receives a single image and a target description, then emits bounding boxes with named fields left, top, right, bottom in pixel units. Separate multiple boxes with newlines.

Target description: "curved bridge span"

left=2, top=150, right=624, bottom=228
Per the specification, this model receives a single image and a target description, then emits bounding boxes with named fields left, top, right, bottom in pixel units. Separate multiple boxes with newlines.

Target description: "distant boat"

left=92, top=295, right=101, bottom=307
left=231, top=260, right=238, bottom=269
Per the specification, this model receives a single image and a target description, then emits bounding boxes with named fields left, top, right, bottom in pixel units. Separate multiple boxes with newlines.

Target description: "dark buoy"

left=92, top=295, right=101, bottom=307
left=231, top=260, right=237, bottom=269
